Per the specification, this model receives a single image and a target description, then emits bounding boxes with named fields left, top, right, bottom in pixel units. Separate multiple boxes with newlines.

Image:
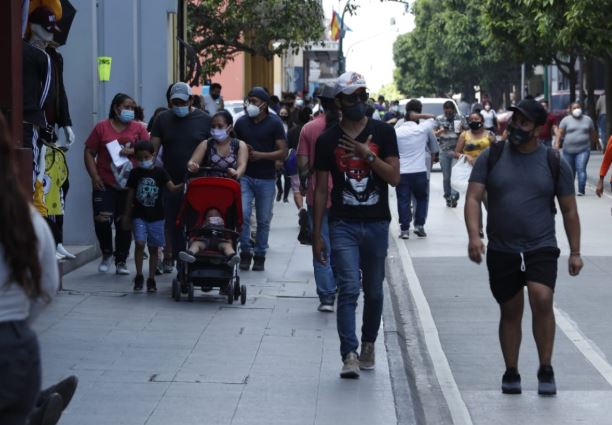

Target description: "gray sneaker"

left=360, top=342, right=375, bottom=370
left=317, top=303, right=334, bottom=313
left=98, top=256, right=113, bottom=273
left=414, top=226, right=427, bottom=238
left=399, top=230, right=410, bottom=239
left=116, top=262, right=130, bottom=275
left=340, top=352, right=360, bottom=379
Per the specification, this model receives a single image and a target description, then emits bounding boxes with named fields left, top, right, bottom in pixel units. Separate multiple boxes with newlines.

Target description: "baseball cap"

left=170, top=82, right=192, bottom=101
left=509, top=99, right=547, bottom=126
left=248, top=87, right=270, bottom=103
left=29, top=7, right=61, bottom=34
left=316, top=83, right=336, bottom=100
left=334, top=71, right=367, bottom=96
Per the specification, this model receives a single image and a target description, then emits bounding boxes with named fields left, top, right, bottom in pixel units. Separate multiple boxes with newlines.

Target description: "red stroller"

left=172, top=175, right=246, bottom=304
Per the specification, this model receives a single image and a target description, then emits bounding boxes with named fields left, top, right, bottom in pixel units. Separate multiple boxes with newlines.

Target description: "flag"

left=330, top=10, right=351, bottom=41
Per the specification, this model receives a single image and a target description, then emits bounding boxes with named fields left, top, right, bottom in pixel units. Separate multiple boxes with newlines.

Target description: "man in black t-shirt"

left=151, top=82, right=211, bottom=273
left=233, top=87, right=287, bottom=271
left=313, top=72, right=400, bottom=379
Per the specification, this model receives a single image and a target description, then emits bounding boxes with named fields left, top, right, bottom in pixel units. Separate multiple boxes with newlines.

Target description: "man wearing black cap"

left=465, top=99, right=583, bottom=396
left=234, top=87, right=288, bottom=271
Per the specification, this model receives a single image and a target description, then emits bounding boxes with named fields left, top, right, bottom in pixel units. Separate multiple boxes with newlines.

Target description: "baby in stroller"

left=178, top=208, right=240, bottom=267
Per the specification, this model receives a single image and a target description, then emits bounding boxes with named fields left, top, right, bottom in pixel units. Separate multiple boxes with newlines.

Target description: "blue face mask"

left=139, top=159, right=154, bottom=169
left=119, top=109, right=135, bottom=123
left=173, top=106, right=190, bottom=118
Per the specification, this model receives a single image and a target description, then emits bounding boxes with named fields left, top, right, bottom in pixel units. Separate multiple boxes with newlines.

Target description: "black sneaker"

left=133, top=274, right=144, bottom=291
left=501, top=367, right=521, bottom=394
left=413, top=226, right=427, bottom=238
left=252, top=255, right=265, bottom=271
left=537, top=365, right=557, bottom=396
left=239, top=253, right=253, bottom=271
left=146, top=278, right=157, bottom=293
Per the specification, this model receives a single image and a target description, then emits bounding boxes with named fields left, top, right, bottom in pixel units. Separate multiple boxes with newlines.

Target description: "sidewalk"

left=35, top=200, right=398, bottom=425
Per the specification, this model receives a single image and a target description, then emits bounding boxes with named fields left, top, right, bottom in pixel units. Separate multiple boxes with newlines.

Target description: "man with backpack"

left=465, top=99, right=583, bottom=396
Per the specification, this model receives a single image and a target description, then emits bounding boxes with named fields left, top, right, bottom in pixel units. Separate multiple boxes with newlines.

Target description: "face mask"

left=390, top=106, right=399, bottom=112
left=280, top=115, right=289, bottom=121
left=211, top=93, right=220, bottom=100
left=247, top=104, right=261, bottom=118
left=211, top=128, right=228, bottom=141
left=139, top=159, right=154, bottom=169
left=469, top=121, right=483, bottom=130
left=572, top=108, right=582, bottom=118
left=342, top=102, right=368, bottom=122
left=118, top=109, right=134, bottom=123
left=296, top=99, right=304, bottom=107
left=173, top=106, right=190, bottom=118
left=207, top=216, right=224, bottom=226
left=508, top=124, right=533, bottom=146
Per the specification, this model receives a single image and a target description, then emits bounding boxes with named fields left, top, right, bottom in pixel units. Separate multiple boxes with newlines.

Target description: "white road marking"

left=389, top=210, right=474, bottom=425
left=554, top=306, right=612, bottom=387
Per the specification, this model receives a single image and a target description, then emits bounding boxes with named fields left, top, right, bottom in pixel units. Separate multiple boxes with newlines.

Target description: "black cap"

left=247, top=87, right=270, bottom=103
left=509, top=99, right=547, bottom=126
left=29, top=7, right=61, bottom=34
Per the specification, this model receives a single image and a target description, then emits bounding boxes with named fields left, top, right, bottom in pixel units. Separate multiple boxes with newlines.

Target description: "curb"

left=57, top=245, right=100, bottom=289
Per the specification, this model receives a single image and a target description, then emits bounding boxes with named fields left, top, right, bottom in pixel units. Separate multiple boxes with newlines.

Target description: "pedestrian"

left=312, top=71, right=399, bottom=378
left=151, top=82, right=212, bottom=274
left=234, top=87, right=288, bottom=271
left=595, top=135, right=612, bottom=198
left=202, top=82, right=224, bottom=115
left=287, top=107, right=312, bottom=243
left=465, top=99, right=582, bottom=396
left=537, top=100, right=558, bottom=148
left=596, top=92, right=607, bottom=150
left=275, top=106, right=293, bottom=202
left=0, top=112, right=60, bottom=425
left=282, top=92, right=300, bottom=127
left=84, top=93, right=149, bottom=275
left=122, top=141, right=184, bottom=292
left=297, top=84, right=339, bottom=312
left=383, top=100, right=401, bottom=124
left=187, top=110, right=248, bottom=179
left=554, top=102, right=598, bottom=196
left=434, top=100, right=467, bottom=207
left=395, top=99, right=439, bottom=239
left=480, top=101, right=499, bottom=134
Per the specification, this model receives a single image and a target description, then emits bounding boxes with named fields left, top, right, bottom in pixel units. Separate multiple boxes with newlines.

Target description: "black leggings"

left=92, top=185, right=132, bottom=263
left=275, top=171, right=291, bottom=201
left=0, top=321, right=41, bottom=425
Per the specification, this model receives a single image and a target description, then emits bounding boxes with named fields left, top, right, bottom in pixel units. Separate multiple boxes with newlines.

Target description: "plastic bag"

left=450, top=155, right=472, bottom=193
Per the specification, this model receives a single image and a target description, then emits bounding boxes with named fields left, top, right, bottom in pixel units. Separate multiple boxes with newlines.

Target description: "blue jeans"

left=308, top=208, right=337, bottom=305
left=330, top=220, right=389, bottom=359
left=439, top=150, right=459, bottom=200
left=599, top=114, right=608, bottom=150
left=563, top=148, right=590, bottom=194
left=396, top=172, right=429, bottom=230
left=240, top=175, right=276, bottom=256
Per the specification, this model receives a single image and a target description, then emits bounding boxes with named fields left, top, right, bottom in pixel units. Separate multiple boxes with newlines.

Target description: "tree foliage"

left=187, top=0, right=325, bottom=82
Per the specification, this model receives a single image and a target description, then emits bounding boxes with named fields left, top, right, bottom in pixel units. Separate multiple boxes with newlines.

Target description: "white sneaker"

left=98, top=256, right=113, bottom=273
left=116, top=262, right=130, bottom=275
left=317, top=303, right=334, bottom=313
left=399, top=230, right=410, bottom=239
left=56, top=251, right=66, bottom=260
left=57, top=243, right=76, bottom=259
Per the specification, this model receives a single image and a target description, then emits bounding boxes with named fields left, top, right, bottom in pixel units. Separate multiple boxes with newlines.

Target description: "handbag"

left=450, top=155, right=473, bottom=193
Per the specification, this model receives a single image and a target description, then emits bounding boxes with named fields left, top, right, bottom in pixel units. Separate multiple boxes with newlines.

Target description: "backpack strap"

left=203, top=138, right=215, bottom=165
left=547, top=147, right=561, bottom=214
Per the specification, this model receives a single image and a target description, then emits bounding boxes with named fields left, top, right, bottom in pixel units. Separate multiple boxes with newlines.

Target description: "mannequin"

left=25, top=7, right=76, bottom=259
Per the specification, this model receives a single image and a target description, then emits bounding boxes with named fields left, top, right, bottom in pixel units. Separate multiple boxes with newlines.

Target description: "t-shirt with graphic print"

left=314, top=118, right=399, bottom=222
left=126, top=166, right=170, bottom=222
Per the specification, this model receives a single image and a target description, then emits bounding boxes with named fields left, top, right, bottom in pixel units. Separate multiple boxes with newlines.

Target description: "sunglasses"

left=342, top=91, right=369, bottom=104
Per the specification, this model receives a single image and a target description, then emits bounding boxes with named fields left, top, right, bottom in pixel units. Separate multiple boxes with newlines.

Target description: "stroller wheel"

left=187, top=281, right=194, bottom=302
left=227, top=281, right=234, bottom=305
left=240, top=285, right=247, bottom=305
left=234, top=276, right=241, bottom=300
left=172, top=279, right=180, bottom=302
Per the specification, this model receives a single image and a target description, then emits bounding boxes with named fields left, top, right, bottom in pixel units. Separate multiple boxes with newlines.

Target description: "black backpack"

left=486, top=140, right=561, bottom=213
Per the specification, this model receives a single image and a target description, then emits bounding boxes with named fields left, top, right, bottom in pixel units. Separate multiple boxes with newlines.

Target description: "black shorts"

left=486, top=247, right=561, bottom=304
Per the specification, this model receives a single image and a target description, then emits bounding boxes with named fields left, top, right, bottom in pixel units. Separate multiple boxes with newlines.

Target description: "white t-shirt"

left=481, top=109, right=497, bottom=129
left=203, top=94, right=223, bottom=115
left=395, top=120, right=439, bottom=174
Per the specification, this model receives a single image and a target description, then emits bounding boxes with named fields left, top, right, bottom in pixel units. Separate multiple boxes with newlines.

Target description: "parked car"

left=398, top=97, right=461, bottom=118
left=223, top=100, right=246, bottom=122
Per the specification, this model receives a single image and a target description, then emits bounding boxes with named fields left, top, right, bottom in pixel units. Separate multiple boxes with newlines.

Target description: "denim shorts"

left=133, top=218, right=165, bottom=247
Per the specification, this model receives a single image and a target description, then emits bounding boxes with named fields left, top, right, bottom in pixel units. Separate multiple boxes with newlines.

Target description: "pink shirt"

left=297, top=114, right=332, bottom=208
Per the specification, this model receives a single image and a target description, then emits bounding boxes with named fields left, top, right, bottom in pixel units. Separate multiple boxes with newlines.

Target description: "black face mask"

left=342, top=102, right=368, bottom=122
left=211, top=93, right=220, bottom=100
left=280, top=115, right=289, bottom=122
left=468, top=121, right=483, bottom=130
left=508, top=125, right=533, bottom=146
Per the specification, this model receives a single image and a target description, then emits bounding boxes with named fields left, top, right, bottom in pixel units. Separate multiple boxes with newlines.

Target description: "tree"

left=187, top=0, right=324, bottom=83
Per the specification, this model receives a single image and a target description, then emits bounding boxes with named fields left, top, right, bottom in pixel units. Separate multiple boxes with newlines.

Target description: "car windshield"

left=420, top=103, right=444, bottom=116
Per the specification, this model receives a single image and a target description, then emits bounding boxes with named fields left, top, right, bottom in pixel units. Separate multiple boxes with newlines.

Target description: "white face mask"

left=571, top=108, right=583, bottom=118
left=211, top=128, right=228, bottom=141
left=246, top=104, right=261, bottom=118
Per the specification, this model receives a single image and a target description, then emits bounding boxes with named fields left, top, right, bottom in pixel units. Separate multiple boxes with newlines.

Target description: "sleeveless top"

left=204, top=138, right=239, bottom=176
left=462, top=131, right=492, bottom=160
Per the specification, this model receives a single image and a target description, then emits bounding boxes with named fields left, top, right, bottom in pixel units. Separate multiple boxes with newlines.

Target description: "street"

left=36, top=152, right=612, bottom=425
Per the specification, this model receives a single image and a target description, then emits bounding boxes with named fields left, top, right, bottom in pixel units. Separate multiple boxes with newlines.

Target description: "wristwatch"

left=365, top=151, right=376, bottom=164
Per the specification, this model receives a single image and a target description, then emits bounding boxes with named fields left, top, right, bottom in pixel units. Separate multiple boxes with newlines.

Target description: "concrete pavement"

left=35, top=199, right=398, bottom=425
